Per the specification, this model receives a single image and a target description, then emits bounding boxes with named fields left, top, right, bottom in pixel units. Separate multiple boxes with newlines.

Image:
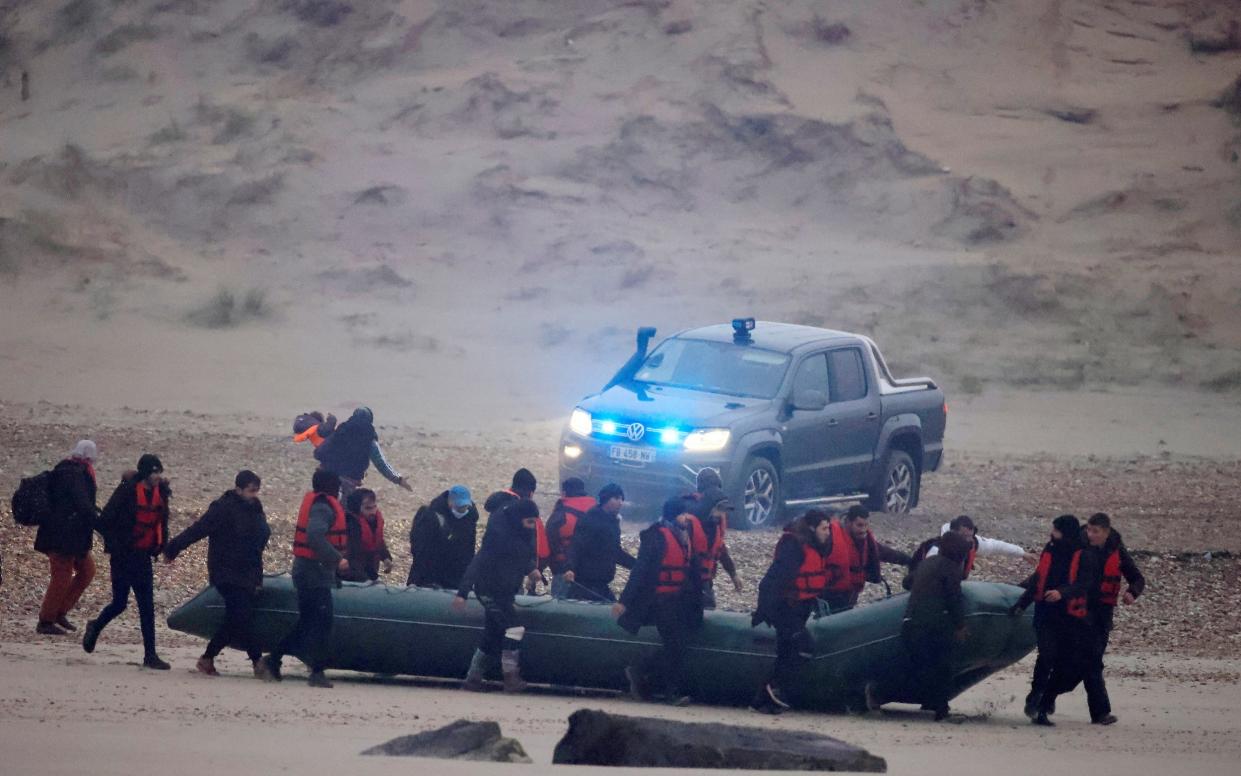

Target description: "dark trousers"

left=1027, top=612, right=1089, bottom=712
left=204, top=584, right=261, bottom=662
left=565, top=579, right=615, bottom=603
left=821, top=590, right=857, bottom=613
left=641, top=596, right=691, bottom=696
left=478, top=594, right=519, bottom=656
left=1082, top=606, right=1114, bottom=720
left=270, top=585, right=334, bottom=672
left=902, top=620, right=955, bottom=712
left=94, top=552, right=157, bottom=657
left=770, top=599, right=815, bottom=691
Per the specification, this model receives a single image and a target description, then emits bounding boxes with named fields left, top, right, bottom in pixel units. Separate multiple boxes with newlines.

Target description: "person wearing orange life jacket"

left=484, top=468, right=549, bottom=594
left=563, top=483, right=635, bottom=602
left=338, top=488, right=392, bottom=583
left=1077, top=513, right=1145, bottom=726
left=692, top=488, right=743, bottom=610
left=257, top=470, right=350, bottom=688
left=292, top=411, right=336, bottom=448
left=545, top=478, right=595, bottom=598
left=615, top=496, right=704, bottom=707
left=903, top=515, right=1036, bottom=590
left=1010, top=514, right=1100, bottom=726
left=820, top=505, right=912, bottom=612
left=82, top=454, right=172, bottom=670
left=749, top=510, right=833, bottom=714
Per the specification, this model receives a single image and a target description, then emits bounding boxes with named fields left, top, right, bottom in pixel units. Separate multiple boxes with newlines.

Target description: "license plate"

left=609, top=445, right=654, bottom=464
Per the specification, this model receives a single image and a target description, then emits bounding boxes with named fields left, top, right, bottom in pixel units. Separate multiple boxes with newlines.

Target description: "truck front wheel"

left=737, top=456, right=781, bottom=530
left=868, top=450, right=918, bottom=514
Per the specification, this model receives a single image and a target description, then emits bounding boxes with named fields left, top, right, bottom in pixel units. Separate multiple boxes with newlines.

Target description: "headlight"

left=563, top=444, right=583, bottom=459
left=569, top=408, right=592, bottom=437
left=683, top=428, right=730, bottom=452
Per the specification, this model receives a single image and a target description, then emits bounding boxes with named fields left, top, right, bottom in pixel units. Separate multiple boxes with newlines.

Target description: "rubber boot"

left=501, top=649, right=528, bottom=693
left=462, top=648, right=489, bottom=692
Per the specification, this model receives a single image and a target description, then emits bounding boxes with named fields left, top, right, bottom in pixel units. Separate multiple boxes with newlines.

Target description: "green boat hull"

left=167, top=576, right=1035, bottom=711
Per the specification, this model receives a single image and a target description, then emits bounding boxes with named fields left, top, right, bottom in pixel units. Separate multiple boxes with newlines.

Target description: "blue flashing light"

left=600, top=420, right=618, bottom=435
left=659, top=428, right=681, bottom=445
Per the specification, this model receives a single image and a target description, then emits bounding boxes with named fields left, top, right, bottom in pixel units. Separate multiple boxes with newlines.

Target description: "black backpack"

left=12, top=470, right=53, bottom=527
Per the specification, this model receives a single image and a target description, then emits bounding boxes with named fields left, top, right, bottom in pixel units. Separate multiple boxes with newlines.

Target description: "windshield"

left=632, top=338, right=791, bottom=399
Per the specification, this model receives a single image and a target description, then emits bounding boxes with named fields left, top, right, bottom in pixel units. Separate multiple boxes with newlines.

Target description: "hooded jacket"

left=693, top=488, right=737, bottom=581
left=617, top=519, right=703, bottom=634
left=904, top=533, right=969, bottom=631
left=1016, top=523, right=1100, bottom=621
left=752, top=524, right=828, bottom=628
left=314, top=409, right=378, bottom=481
left=1089, top=528, right=1145, bottom=607
left=565, top=505, right=636, bottom=587
left=35, top=458, right=98, bottom=557
left=408, top=490, right=478, bottom=588
left=164, top=490, right=271, bottom=589
left=340, top=510, right=392, bottom=583
left=97, top=474, right=171, bottom=556
left=456, top=500, right=536, bottom=600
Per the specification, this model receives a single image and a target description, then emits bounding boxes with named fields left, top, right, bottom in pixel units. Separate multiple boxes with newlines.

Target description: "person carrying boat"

left=1077, top=512, right=1144, bottom=725
left=749, top=509, right=833, bottom=714
left=545, top=478, right=595, bottom=598
left=903, top=514, right=1036, bottom=589
left=292, top=411, right=336, bottom=448
left=163, top=470, right=271, bottom=678
left=902, top=529, right=972, bottom=720
left=1010, top=514, right=1100, bottom=725
left=452, top=497, right=541, bottom=692
left=313, top=407, right=412, bottom=501
left=821, top=505, right=911, bottom=612
left=484, top=468, right=549, bottom=594
left=693, top=488, right=742, bottom=610
left=338, top=488, right=393, bottom=583
left=614, top=496, right=704, bottom=706
left=257, top=470, right=351, bottom=688
left=561, top=483, right=634, bottom=602
left=407, top=485, right=478, bottom=589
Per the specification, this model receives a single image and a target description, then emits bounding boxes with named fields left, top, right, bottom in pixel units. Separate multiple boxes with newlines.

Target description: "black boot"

left=82, top=619, right=101, bottom=653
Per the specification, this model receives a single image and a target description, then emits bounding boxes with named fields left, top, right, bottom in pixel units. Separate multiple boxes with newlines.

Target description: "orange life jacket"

left=1099, top=548, right=1122, bottom=607
left=132, top=483, right=165, bottom=552
left=1033, top=548, right=1088, bottom=619
left=551, top=496, right=594, bottom=566
left=788, top=537, right=829, bottom=601
left=824, top=520, right=871, bottom=594
left=355, top=509, right=385, bottom=554
left=963, top=541, right=978, bottom=579
left=293, top=424, right=328, bottom=448
left=293, top=492, right=347, bottom=559
left=699, top=517, right=727, bottom=581
left=655, top=525, right=691, bottom=596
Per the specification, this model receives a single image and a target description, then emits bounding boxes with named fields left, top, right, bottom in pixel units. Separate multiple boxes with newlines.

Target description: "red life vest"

left=1033, top=548, right=1088, bottom=619
left=293, top=424, right=328, bottom=448
left=355, top=509, right=385, bottom=553
left=132, top=483, right=165, bottom=552
left=1099, top=548, right=1122, bottom=606
left=699, top=517, right=727, bottom=582
left=655, top=525, right=691, bottom=596
left=551, top=496, right=594, bottom=566
left=293, top=492, right=347, bottom=559
left=787, top=537, right=829, bottom=601
left=963, top=541, right=978, bottom=579
left=504, top=489, right=550, bottom=563
left=824, top=520, right=871, bottom=594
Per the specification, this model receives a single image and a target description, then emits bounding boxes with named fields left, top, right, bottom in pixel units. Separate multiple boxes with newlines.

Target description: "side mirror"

left=792, top=388, right=828, bottom=412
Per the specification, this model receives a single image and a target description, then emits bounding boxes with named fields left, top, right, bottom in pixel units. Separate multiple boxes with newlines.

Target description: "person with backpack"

left=163, top=470, right=271, bottom=678
left=408, top=485, right=478, bottom=589
left=313, top=407, right=411, bottom=501
left=34, top=440, right=100, bottom=635
left=338, top=488, right=392, bottom=583
left=82, top=453, right=172, bottom=670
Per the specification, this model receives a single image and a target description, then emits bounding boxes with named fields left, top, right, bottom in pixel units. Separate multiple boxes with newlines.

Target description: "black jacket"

left=35, top=459, right=97, bottom=557
left=164, top=490, right=270, bottom=589
left=456, top=500, right=535, bottom=600
left=1092, top=529, right=1145, bottom=607
left=340, top=512, right=392, bottom=583
left=1017, top=536, right=1101, bottom=621
left=752, top=530, right=822, bottom=627
left=904, top=554, right=966, bottom=631
left=566, top=506, right=635, bottom=586
left=97, top=475, right=171, bottom=556
left=618, top=520, right=702, bottom=634
left=408, top=491, right=478, bottom=588
left=314, top=414, right=377, bottom=480
left=545, top=496, right=594, bottom=574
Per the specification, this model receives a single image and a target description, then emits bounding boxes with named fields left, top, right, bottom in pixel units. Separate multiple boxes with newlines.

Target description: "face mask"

left=452, top=506, right=470, bottom=518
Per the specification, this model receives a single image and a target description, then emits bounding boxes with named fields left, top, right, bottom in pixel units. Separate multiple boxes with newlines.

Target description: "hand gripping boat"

left=167, top=575, right=1035, bottom=711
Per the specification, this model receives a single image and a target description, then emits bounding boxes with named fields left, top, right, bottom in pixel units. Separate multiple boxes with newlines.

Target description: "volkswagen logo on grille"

left=625, top=422, right=646, bottom=442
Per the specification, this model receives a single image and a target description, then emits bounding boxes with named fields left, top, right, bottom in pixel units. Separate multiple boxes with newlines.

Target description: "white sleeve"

left=976, top=535, right=1025, bottom=558
left=926, top=544, right=939, bottom=558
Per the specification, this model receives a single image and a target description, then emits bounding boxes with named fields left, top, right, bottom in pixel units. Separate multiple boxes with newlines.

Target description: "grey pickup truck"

left=558, top=319, right=947, bottom=529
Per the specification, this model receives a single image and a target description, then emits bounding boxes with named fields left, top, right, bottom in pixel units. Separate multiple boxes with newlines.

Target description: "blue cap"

left=448, top=485, right=473, bottom=507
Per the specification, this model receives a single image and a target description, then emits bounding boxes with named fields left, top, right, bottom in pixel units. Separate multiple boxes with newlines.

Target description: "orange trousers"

left=39, top=553, right=96, bottom=622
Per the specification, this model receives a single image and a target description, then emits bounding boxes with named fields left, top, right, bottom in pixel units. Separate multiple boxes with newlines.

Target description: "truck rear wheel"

left=737, top=456, right=781, bottom=530
left=867, top=450, right=918, bottom=514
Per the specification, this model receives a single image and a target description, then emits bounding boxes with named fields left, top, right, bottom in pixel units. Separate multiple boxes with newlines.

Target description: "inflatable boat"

left=167, top=576, right=1035, bottom=711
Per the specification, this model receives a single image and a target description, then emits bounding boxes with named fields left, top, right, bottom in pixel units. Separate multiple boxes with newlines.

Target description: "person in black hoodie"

left=35, top=440, right=100, bottom=635
left=484, top=468, right=548, bottom=593
left=749, top=509, right=833, bottom=714
left=83, top=453, right=172, bottom=670
left=453, top=497, right=540, bottom=693
left=902, top=530, right=972, bottom=720
left=615, top=496, right=704, bottom=706
left=338, top=488, right=392, bottom=582
left=1079, top=512, right=1146, bottom=725
left=313, top=407, right=411, bottom=500
left=1011, top=514, right=1100, bottom=725
left=163, top=470, right=271, bottom=677
left=693, top=488, right=742, bottom=610
left=408, top=485, right=478, bottom=588
left=562, top=483, right=635, bottom=602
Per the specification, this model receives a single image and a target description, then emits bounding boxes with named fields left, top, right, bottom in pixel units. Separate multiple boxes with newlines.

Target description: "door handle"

left=865, top=412, right=879, bottom=421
